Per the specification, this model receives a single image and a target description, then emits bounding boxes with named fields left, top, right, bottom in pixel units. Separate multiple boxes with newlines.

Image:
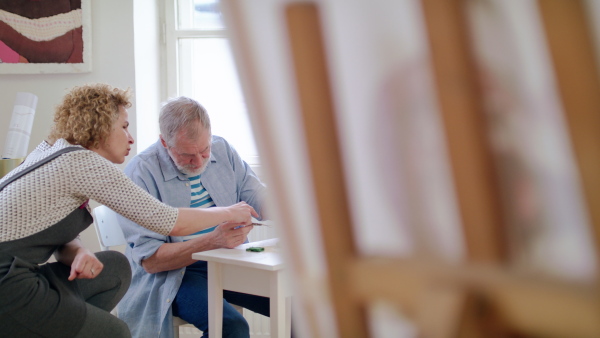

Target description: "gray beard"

left=176, top=159, right=209, bottom=176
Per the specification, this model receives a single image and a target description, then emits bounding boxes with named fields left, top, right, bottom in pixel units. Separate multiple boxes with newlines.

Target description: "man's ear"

left=159, top=135, right=168, bottom=148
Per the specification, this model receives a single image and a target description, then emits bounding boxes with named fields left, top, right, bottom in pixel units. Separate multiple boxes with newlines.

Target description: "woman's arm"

left=169, top=202, right=258, bottom=236
left=77, top=152, right=258, bottom=236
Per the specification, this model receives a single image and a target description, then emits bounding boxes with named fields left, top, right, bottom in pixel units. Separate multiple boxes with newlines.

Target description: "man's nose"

left=191, top=154, right=203, bottom=164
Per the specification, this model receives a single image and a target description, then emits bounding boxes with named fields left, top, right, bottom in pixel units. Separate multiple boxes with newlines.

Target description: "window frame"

left=162, top=0, right=261, bottom=168
left=163, top=0, right=228, bottom=98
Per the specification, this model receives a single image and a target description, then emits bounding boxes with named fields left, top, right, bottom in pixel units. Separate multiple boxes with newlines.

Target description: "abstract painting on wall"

left=0, top=0, right=91, bottom=74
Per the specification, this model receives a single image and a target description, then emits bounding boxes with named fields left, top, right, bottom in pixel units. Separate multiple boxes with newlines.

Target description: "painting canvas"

left=0, top=0, right=91, bottom=74
left=320, top=0, right=464, bottom=260
left=465, top=0, right=596, bottom=280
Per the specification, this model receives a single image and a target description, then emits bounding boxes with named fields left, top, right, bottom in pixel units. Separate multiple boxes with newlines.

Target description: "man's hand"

left=142, top=220, right=255, bottom=273
left=210, top=221, right=254, bottom=249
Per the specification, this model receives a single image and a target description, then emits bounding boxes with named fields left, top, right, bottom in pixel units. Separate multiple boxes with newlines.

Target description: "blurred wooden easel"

left=284, top=0, right=600, bottom=337
left=223, top=0, right=600, bottom=336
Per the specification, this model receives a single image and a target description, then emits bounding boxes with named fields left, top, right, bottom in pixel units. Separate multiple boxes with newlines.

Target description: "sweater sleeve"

left=69, top=151, right=178, bottom=236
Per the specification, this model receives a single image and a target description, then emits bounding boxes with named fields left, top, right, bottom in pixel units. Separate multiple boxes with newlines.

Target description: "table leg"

left=207, top=261, right=224, bottom=338
left=270, top=270, right=289, bottom=337
left=286, top=296, right=292, bottom=338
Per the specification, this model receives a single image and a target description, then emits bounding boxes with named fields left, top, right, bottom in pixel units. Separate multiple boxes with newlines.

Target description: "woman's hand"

left=226, top=202, right=259, bottom=225
left=68, top=247, right=104, bottom=280
left=171, top=202, right=260, bottom=236
left=55, top=238, right=104, bottom=280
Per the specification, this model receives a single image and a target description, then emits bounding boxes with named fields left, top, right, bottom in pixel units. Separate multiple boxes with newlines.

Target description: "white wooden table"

left=191, top=238, right=292, bottom=338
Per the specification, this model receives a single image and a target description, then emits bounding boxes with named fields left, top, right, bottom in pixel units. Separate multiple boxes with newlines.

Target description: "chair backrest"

left=92, top=205, right=217, bottom=335
left=93, top=205, right=126, bottom=251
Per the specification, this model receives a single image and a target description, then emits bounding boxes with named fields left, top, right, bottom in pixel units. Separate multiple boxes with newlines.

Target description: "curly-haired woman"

left=0, top=83, right=257, bottom=337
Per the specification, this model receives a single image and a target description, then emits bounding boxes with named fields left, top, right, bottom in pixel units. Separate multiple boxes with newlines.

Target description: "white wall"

left=0, top=0, right=138, bottom=252
left=133, top=0, right=163, bottom=151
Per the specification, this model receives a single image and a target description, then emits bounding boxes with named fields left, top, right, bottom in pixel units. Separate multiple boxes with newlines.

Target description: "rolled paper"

left=0, top=157, right=25, bottom=179
left=2, top=92, right=38, bottom=159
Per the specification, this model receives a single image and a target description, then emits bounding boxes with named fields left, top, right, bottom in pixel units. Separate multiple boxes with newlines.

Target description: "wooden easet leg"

left=455, top=293, right=527, bottom=338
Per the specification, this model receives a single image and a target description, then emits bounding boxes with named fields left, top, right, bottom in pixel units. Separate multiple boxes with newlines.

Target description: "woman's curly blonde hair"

left=48, top=83, right=132, bottom=149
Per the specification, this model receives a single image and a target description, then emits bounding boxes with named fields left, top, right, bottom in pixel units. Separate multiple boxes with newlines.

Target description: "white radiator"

left=180, top=225, right=278, bottom=338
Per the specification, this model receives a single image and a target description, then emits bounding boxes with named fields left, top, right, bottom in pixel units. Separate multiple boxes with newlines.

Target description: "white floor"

left=178, top=309, right=271, bottom=338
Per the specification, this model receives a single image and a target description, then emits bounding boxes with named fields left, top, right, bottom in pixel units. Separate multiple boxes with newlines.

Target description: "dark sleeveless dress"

left=0, top=147, right=92, bottom=337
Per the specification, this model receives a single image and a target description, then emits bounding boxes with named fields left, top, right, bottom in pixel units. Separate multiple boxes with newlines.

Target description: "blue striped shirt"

left=183, top=174, right=216, bottom=240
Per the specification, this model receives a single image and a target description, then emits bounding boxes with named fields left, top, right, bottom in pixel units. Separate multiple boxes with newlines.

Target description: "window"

left=164, top=0, right=259, bottom=165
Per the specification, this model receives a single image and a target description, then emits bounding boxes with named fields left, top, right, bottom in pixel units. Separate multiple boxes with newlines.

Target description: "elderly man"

left=117, top=97, right=270, bottom=338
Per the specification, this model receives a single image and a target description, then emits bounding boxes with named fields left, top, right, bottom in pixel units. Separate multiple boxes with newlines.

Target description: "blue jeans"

left=172, top=261, right=270, bottom=338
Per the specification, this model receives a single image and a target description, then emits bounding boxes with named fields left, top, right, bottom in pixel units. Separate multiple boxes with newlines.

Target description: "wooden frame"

left=538, top=0, right=600, bottom=266
left=287, top=0, right=600, bottom=337
left=0, top=0, right=92, bottom=74
left=223, top=0, right=600, bottom=336
left=285, top=4, right=369, bottom=337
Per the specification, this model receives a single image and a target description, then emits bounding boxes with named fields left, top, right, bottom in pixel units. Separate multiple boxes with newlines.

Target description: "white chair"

left=93, top=205, right=195, bottom=338
left=93, top=205, right=126, bottom=251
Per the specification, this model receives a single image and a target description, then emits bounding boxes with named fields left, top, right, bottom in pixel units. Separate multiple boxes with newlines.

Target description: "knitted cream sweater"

left=0, top=139, right=177, bottom=242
